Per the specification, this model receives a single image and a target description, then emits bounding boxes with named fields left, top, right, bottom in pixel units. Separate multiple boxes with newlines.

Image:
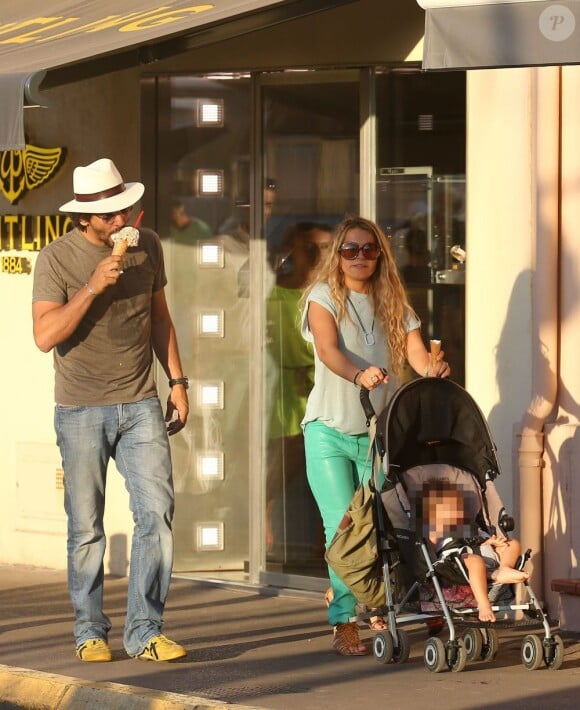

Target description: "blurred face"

left=426, top=491, right=465, bottom=537
left=339, top=227, right=380, bottom=292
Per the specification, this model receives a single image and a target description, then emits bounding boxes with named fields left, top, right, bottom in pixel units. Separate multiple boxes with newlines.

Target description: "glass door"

left=151, top=74, right=254, bottom=575
left=260, top=70, right=360, bottom=586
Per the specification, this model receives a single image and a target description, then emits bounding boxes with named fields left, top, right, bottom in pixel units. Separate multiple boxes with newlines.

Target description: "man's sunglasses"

left=96, top=207, right=132, bottom=223
left=338, top=242, right=381, bottom=260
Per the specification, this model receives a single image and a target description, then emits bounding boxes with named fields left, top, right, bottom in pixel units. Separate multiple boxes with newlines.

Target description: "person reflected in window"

left=169, top=200, right=212, bottom=243
left=266, top=222, right=332, bottom=560
left=218, top=178, right=277, bottom=297
left=300, top=216, right=450, bottom=656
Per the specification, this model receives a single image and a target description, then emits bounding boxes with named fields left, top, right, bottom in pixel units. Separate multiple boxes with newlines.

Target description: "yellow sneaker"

left=136, top=634, right=187, bottom=662
left=76, top=638, right=112, bottom=662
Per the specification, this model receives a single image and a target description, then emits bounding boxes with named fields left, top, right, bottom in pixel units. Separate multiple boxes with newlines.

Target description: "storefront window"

left=145, top=66, right=466, bottom=588
left=155, top=74, right=253, bottom=575
left=262, top=71, right=360, bottom=581
left=376, top=68, right=466, bottom=384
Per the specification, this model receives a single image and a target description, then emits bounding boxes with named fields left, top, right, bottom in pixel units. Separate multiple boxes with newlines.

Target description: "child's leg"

left=462, top=553, right=495, bottom=622
left=484, top=538, right=529, bottom=584
left=494, top=537, right=521, bottom=569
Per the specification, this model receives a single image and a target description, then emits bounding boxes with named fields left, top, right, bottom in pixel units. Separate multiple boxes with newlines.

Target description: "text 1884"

left=1, top=256, right=31, bottom=274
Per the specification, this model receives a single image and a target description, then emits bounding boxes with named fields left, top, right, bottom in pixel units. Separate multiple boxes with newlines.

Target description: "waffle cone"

left=112, top=240, right=129, bottom=256
left=430, top=339, right=441, bottom=366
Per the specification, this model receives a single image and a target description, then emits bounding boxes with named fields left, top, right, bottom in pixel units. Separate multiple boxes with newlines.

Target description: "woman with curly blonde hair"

left=300, top=216, right=450, bottom=656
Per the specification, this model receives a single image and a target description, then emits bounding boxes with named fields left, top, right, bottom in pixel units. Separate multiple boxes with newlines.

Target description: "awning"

left=0, top=0, right=353, bottom=150
left=418, top=0, right=580, bottom=70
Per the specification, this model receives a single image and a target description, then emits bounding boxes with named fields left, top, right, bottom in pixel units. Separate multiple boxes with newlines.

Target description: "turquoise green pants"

left=304, top=420, right=374, bottom=626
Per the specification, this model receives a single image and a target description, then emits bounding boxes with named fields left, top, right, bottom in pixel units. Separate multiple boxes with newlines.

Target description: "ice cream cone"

left=430, top=339, right=441, bottom=367
left=112, top=240, right=129, bottom=256
left=111, top=226, right=139, bottom=256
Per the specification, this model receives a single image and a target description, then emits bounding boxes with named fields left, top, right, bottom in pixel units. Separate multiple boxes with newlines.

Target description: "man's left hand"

left=165, top=387, right=189, bottom=435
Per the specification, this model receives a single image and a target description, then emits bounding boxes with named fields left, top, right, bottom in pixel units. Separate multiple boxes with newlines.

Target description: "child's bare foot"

left=492, top=566, right=529, bottom=585
left=478, top=602, right=496, bottom=622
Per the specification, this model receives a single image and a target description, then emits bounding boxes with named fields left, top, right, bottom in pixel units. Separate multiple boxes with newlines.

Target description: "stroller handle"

left=359, top=386, right=376, bottom=425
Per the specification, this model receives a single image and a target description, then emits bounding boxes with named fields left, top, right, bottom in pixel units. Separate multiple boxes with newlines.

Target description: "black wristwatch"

left=169, top=376, right=189, bottom=389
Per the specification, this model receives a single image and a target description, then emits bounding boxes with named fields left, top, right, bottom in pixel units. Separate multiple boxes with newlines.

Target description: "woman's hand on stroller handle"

left=355, top=366, right=388, bottom=391
left=358, top=367, right=388, bottom=424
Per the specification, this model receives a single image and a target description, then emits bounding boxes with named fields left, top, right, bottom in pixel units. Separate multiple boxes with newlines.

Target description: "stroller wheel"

left=448, top=639, right=468, bottom=673
left=462, top=628, right=482, bottom=662
left=546, top=635, right=565, bottom=671
left=480, top=628, right=499, bottom=662
left=393, top=629, right=411, bottom=664
left=424, top=636, right=447, bottom=673
left=373, top=631, right=394, bottom=665
left=521, top=634, right=544, bottom=671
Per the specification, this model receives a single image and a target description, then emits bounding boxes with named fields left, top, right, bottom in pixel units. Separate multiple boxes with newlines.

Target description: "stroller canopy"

left=377, top=378, right=501, bottom=491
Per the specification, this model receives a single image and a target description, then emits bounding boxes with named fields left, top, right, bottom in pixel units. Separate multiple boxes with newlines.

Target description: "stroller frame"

left=354, top=378, right=563, bottom=673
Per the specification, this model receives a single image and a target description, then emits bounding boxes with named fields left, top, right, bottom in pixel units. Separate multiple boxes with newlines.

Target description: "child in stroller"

left=417, top=477, right=529, bottom=622
left=354, top=377, right=564, bottom=672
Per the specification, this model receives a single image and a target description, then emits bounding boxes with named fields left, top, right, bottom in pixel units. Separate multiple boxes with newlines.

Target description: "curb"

left=0, top=664, right=262, bottom=710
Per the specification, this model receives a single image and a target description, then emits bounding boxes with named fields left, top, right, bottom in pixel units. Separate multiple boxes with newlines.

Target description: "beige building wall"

left=468, top=65, right=580, bottom=613
left=543, top=65, right=580, bottom=612
left=466, top=68, right=536, bottom=512
left=0, top=69, right=141, bottom=573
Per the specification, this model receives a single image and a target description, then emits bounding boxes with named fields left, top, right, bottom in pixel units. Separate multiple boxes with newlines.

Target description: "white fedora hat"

left=59, top=158, right=145, bottom=213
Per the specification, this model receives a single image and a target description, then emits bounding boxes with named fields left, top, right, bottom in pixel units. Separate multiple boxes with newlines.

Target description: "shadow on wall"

left=543, top=239, right=580, bottom=612
left=488, top=251, right=580, bottom=613
left=487, top=268, right=551, bottom=593
left=487, top=269, right=536, bottom=509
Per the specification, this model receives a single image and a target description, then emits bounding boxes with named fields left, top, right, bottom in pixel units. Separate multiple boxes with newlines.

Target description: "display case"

left=377, top=168, right=466, bottom=384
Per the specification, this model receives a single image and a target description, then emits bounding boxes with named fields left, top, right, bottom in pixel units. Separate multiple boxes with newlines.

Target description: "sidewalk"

left=2, top=564, right=580, bottom=709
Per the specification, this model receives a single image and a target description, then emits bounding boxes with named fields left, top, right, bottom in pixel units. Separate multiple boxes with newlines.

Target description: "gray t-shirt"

left=301, top=282, right=420, bottom=435
left=32, top=227, right=166, bottom=406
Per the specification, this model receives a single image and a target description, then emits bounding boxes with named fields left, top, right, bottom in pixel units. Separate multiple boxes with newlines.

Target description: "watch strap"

left=169, top=376, right=189, bottom=388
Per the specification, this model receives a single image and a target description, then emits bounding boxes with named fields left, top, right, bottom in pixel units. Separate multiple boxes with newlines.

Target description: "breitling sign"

left=0, top=142, right=70, bottom=254
left=0, top=143, right=65, bottom=204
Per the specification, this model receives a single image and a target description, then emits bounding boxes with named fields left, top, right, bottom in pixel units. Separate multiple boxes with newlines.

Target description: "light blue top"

left=301, top=282, right=420, bottom=435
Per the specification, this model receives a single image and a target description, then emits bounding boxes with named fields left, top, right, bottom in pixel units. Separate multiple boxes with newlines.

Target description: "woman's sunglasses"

left=338, top=242, right=381, bottom=260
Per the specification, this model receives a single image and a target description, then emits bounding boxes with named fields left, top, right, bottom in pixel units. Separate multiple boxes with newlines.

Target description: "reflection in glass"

left=263, top=73, right=360, bottom=577
left=161, top=74, right=253, bottom=574
left=376, top=68, right=466, bottom=385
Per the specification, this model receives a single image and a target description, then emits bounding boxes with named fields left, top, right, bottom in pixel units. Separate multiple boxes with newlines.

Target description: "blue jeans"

left=304, top=421, right=373, bottom=626
left=55, top=397, right=175, bottom=656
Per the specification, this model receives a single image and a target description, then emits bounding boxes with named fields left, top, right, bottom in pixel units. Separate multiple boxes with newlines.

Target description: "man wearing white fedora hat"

left=32, top=158, right=189, bottom=663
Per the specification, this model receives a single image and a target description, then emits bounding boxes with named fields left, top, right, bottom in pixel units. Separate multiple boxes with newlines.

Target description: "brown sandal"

left=368, top=616, right=388, bottom=631
left=332, top=622, right=367, bottom=656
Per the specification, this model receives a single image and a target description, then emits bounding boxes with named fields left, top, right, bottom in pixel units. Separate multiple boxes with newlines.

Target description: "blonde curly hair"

left=301, top=216, right=416, bottom=376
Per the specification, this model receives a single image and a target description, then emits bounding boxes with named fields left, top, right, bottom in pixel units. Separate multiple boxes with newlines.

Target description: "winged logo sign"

left=0, top=144, right=66, bottom=204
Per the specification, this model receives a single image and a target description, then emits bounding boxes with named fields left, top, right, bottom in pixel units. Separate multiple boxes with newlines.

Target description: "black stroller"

left=356, top=377, right=563, bottom=673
